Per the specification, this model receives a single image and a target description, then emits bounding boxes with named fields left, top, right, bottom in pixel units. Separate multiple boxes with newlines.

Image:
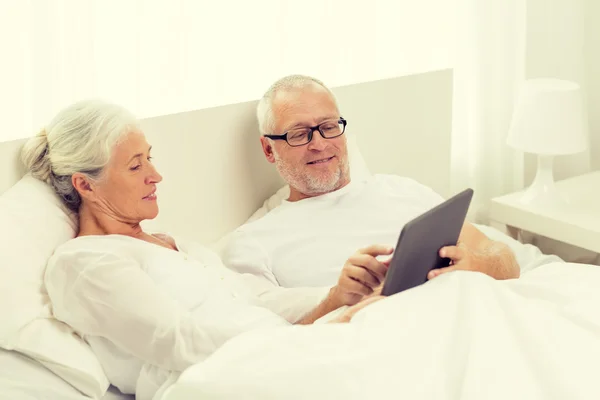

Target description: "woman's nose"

left=146, top=164, right=163, bottom=184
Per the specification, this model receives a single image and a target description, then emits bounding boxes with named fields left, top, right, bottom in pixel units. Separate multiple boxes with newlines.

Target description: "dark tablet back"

left=381, top=188, right=474, bottom=296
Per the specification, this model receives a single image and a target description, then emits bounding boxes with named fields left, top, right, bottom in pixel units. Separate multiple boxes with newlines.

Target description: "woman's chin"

left=143, top=206, right=160, bottom=221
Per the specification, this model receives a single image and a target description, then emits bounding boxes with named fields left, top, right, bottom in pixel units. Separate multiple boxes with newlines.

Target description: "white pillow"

left=0, top=175, right=109, bottom=398
left=246, top=131, right=371, bottom=223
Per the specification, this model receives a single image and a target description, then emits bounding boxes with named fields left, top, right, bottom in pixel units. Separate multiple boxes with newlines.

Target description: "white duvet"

left=161, top=262, right=600, bottom=400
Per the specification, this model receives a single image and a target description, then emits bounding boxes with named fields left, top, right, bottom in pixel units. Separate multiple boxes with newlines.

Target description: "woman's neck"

left=77, top=204, right=143, bottom=238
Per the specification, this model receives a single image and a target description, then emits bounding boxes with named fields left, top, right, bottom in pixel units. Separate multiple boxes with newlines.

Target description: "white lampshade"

left=507, top=79, right=587, bottom=155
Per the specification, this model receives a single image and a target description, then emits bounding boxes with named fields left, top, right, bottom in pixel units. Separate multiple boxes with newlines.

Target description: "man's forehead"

left=272, top=87, right=338, bottom=127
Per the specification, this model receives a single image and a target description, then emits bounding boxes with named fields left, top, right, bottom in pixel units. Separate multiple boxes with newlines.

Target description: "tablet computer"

left=381, top=188, right=474, bottom=296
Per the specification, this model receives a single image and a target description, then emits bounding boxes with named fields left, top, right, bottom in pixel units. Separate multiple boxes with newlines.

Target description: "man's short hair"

left=256, top=75, right=339, bottom=136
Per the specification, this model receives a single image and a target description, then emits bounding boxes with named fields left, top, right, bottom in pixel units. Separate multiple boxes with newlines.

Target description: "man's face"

left=261, top=86, right=350, bottom=199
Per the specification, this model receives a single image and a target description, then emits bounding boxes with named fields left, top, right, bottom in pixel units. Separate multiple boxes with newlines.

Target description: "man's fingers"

left=345, top=264, right=380, bottom=288
left=340, top=274, right=374, bottom=296
left=358, top=244, right=394, bottom=257
left=427, top=265, right=455, bottom=280
left=439, top=245, right=464, bottom=261
left=371, top=284, right=383, bottom=297
left=347, top=254, right=387, bottom=282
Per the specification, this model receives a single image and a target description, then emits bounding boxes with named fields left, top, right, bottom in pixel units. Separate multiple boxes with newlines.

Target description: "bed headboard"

left=0, top=69, right=452, bottom=244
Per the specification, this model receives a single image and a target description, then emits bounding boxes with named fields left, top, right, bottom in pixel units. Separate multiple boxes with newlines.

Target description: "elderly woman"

left=22, top=100, right=382, bottom=399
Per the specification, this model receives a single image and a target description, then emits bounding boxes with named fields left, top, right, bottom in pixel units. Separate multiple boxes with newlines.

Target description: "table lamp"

left=507, top=78, right=587, bottom=207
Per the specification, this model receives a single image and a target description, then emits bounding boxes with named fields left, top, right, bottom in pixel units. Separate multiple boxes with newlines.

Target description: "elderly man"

left=223, top=74, right=523, bottom=323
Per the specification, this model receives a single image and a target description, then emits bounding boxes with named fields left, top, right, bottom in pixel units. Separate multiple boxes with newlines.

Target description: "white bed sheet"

left=161, top=262, right=600, bottom=400
left=0, top=349, right=133, bottom=400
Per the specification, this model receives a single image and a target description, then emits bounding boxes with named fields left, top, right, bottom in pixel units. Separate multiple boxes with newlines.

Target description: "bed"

left=161, top=263, right=600, bottom=400
left=0, top=349, right=132, bottom=400
left=2, top=69, right=599, bottom=400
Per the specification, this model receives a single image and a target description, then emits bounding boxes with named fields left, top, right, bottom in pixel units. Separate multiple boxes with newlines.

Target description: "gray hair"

left=256, top=74, right=339, bottom=135
left=21, top=100, right=139, bottom=212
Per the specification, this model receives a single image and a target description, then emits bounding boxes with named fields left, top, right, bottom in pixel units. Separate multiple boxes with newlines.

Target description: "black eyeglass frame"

left=264, top=118, right=347, bottom=147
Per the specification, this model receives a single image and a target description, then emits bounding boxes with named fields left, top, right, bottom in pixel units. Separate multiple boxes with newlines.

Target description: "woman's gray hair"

left=21, top=100, right=139, bottom=212
left=256, top=74, right=339, bottom=136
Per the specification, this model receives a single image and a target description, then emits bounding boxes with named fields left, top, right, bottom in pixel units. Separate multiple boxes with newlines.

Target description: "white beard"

left=272, top=148, right=350, bottom=195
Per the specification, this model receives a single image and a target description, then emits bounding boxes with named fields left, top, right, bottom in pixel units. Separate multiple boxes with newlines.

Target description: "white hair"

left=256, top=74, right=339, bottom=135
left=21, top=99, right=139, bottom=212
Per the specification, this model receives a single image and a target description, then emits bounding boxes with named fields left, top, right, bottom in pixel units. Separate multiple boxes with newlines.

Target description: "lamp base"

left=517, top=155, right=568, bottom=208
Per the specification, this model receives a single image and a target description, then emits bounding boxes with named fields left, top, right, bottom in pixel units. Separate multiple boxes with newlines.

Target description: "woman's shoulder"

left=49, top=235, right=142, bottom=271
left=45, top=236, right=147, bottom=290
left=54, top=234, right=137, bottom=254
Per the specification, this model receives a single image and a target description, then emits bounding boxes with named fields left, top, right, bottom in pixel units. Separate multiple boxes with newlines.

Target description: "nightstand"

left=489, top=171, right=600, bottom=254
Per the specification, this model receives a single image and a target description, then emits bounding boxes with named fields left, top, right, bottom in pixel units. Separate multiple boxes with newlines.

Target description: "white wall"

left=585, top=0, right=600, bottom=171
left=520, top=0, right=600, bottom=264
left=0, top=0, right=454, bottom=142
left=524, top=0, right=592, bottom=183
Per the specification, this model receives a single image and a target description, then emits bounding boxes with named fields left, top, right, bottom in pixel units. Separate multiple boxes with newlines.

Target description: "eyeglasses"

left=264, top=118, right=347, bottom=147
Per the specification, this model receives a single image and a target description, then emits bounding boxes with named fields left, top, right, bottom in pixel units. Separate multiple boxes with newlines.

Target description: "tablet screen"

left=381, top=188, right=473, bottom=296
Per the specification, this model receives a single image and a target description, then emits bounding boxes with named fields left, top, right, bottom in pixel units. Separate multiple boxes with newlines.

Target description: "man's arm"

left=296, top=244, right=392, bottom=324
left=224, top=231, right=392, bottom=323
left=428, top=222, right=520, bottom=280
left=296, top=288, right=345, bottom=325
left=377, top=176, right=520, bottom=280
left=223, top=231, right=330, bottom=323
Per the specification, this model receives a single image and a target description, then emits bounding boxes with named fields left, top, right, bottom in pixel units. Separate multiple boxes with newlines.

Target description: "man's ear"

left=260, top=137, right=276, bottom=164
left=71, top=173, right=96, bottom=202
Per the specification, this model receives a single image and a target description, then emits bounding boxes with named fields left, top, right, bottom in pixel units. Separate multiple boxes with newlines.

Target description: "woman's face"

left=89, top=131, right=162, bottom=223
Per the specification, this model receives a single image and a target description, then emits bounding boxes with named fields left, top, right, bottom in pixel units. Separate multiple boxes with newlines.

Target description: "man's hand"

left=297, top=245, right=392, bottom=325
left=329, top=245, right=393, bottom=308
left=428, top=240, right=520, bottom=280
left=427, top=242, right=476, bottom=280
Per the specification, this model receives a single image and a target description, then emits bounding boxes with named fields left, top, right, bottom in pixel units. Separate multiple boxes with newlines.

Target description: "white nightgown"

left=44, top=234, right=325, bottom=399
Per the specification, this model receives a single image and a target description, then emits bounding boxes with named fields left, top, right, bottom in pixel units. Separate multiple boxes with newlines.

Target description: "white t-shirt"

left=45, top=235, right=318, bottom=400
left=223, top=175, right=444, bottom=290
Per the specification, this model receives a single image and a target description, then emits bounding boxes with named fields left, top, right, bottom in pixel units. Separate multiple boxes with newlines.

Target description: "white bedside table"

left=489, top=171, right=600, bottom=254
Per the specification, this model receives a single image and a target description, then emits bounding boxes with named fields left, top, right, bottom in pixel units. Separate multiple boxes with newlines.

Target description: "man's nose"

left=307, top=129, right=327, bottom=151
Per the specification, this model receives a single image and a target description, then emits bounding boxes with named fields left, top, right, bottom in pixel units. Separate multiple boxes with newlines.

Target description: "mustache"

left=302, top=149, right=339, bottom=163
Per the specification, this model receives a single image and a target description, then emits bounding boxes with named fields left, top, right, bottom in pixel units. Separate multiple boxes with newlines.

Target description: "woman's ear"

left=260, top=137, right=276, bottom=164
left=72, top=173, right=96, bottom=202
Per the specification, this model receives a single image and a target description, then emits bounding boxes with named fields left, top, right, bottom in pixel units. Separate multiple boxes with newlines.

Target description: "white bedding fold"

left=161, top=262, right=600, bottom=400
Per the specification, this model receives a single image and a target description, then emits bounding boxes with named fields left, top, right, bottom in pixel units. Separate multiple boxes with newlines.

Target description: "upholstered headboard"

left=0, top=69, right=452, bottom=244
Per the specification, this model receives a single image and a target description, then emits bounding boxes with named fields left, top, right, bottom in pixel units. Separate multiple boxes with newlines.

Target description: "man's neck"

left=288, top=178, right=352, bottom=202
left=77, top=205, right=143, bottom=238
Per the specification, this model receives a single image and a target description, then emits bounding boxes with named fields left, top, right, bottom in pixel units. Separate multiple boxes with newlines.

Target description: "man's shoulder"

left=371, top=173, right=419, bottom=186
left=235, top=203, right=292, bottom=234
left=367, top=174, right=445, bottom=207
left=221, top=216, right=277, bottom=268
left=225, top=206, right=292, bottom=255
left=371, top=174, right=438, bottom=193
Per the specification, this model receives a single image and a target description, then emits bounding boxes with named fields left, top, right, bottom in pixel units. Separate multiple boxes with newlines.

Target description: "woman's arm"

left=46, top=251, right=225, bottom=372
